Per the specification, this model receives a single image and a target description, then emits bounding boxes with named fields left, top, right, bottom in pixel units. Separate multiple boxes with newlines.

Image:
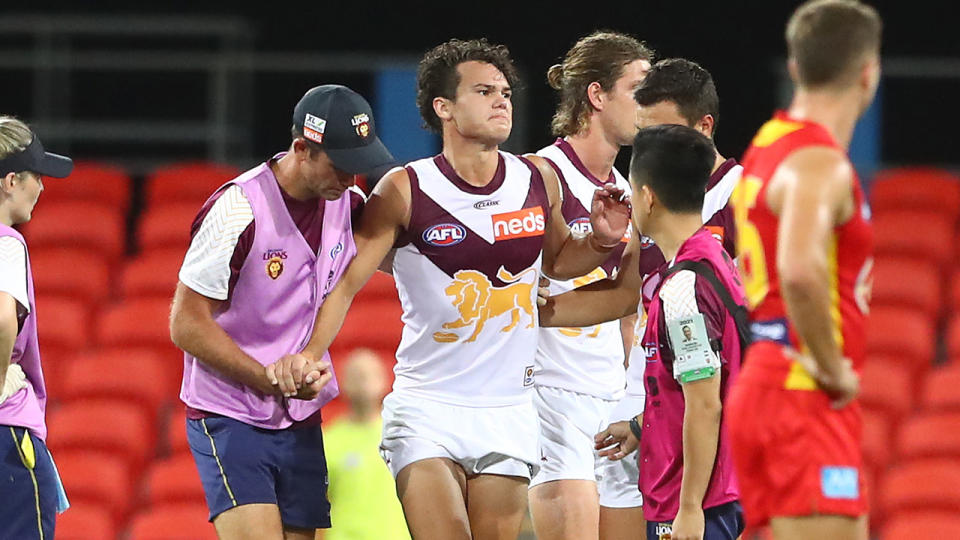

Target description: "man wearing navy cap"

left=0, top=115, right=73, bottom=539
left=169, top=85, right=395, bottom=539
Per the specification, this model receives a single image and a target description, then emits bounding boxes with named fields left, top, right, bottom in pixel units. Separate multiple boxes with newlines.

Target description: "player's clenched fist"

left=266, top=352, right=332, bottom=400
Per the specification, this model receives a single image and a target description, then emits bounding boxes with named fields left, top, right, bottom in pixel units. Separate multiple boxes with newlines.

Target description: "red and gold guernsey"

left=733, top=111, right=873, bottom=387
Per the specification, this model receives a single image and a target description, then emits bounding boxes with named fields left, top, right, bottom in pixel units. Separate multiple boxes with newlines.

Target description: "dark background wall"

left=3, top=1, right=955, bottom=170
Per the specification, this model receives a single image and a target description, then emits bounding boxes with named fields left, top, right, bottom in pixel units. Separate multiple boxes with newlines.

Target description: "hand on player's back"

left=537, top=276, right=550, bottom=307
left=590, top=183, right=631, bottom=247
left=266, top=352, right=332, bottom=400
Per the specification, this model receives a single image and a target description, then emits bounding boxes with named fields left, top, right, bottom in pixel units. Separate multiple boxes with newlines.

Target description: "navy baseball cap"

left=0, top=135, right=73, bottom=178
left=292, top=85, right=395, bottom=175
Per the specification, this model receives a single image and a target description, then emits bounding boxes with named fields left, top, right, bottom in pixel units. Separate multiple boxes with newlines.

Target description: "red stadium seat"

left=870, top=167, right=960, bottom=218
left=30, top=247, right=112, bottom=305
left=127, top=503, right=218, bottom=540
left=332, top=299, right=404, bottom=352
left=870, top=256, right=941, bottom=320
left=137, top=202, right=201, bottom=253
left=46, top=399, right=155, bottom=473
left=859, top=358, right=914, bottom=422
left=165, top=408, right=190, bottom=456
left=143, top=454, right=206, bottom=507
left=23, top=200, right=126, bottom=258
left=54, top=450, right=132, bottom=523
left=866, top=306, right=935, bottom=368
left=878, top=459, right=960, bottom=516
left=121, top=247, right=186, bottom=300
left=921, top=365, right=960, bottom=411
left=880, top=511, right=960, bottom=540
left=951, top=270, right=960, bottom=314
left=43, top=160, right=132, bottom=213
left=354, top=270, right=399, bottom=303
left=60, top=348, right=173, bottom=419
left=54, top=502, right=116, bottom=540
left=34, top=295, right=90, bottom=352
left=896, top=412, right=960, bottom=461
left=96, top=297, right=179, bottom=360
left=861, top=407, right=893, bottom=471
left=145, top=161, right=241, bottom=207
left=872, top=210, right=953, bottom=267
left=947, top=316, right=960, bottom=360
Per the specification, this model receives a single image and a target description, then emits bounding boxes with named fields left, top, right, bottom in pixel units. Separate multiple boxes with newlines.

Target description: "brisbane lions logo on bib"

left=263, top=249, right=287, bottom=280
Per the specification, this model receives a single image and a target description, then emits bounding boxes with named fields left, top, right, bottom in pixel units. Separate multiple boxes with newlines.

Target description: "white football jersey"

left=390, top=151, right=549, bottom=407
left=534, top=139, right=631, bottom=400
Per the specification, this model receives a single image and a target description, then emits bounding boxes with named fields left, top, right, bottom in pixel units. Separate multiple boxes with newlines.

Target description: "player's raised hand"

left=595, top=419, right=639, bottom=460
left=589, top=183, right=630, bottom=247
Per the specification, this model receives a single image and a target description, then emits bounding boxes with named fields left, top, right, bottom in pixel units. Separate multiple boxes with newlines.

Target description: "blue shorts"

left=186, top=415, right=331, bottom=529
left=647, top=501, right=744, bottom=540
left=0, top=425, right=58, bottom=539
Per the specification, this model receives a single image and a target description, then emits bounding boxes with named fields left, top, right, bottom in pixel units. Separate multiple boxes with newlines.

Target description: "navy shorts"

left=647, top=501, right=745, bottom=540
left=186, top=415, right=331, bottom=529
left=0, top=425, right=58, bottom=539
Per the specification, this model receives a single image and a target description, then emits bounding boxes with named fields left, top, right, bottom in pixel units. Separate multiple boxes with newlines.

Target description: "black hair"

left=630, top=124, right=715, bottom=213
left=634, top=58, right=720, bottom=137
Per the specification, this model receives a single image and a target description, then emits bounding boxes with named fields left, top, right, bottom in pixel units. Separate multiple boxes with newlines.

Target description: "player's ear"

left=433, top=97, right=453, bottom=123
left=641, top=184, right=656, bottom=210
left=1, top=172, right=17, bottom=194
left=697, top=115, right=716, bottom=139
left=587, top=81, right=605, bottom=111
left=786, top=58, right=801, bottom=84
left=291, top=138, right=309, bottom=158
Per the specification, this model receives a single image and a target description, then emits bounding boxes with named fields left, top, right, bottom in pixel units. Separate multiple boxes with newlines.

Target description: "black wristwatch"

left=629, top=416, right=643, bottom=440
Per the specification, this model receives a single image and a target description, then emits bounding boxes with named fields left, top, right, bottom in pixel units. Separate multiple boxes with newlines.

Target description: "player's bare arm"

left=540, top=233, right=643, bottom=327
left=0, top=292, right=16, bottom=390
left=768, top=146, right=858, bottom=406
left=269, top=168, right=411, bottom=396
left=529, top=154, right=631, bottom=280
left=673, top=374, right=723, bottom=540
left=170, top=284, right=282, bottom=397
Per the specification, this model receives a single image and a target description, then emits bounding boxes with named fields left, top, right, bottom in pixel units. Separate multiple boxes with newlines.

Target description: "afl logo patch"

left=266, top=256, right=284, bottom=280
left=567, top=217, right=591, bottom=235
left=640, top=235, right=656, bottom=249
left=423, top=223, right=466, bottom=246
left=330, top=242, right=344, bottom=260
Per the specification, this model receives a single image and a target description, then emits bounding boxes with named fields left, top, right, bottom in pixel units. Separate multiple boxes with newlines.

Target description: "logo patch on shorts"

left=523, top=365, right=535, bottom=387
left=821, top=466, right=859, bottom=499
left=655, top=522, right=673, bottom=539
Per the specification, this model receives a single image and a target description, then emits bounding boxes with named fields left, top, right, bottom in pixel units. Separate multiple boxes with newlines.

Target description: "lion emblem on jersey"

left=435, top=266, right=537, bottom=343
left=266, top=256, right=284, bottom=280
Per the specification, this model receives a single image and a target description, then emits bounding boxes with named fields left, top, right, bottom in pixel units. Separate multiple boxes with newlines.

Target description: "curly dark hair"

left=634, top=58, right=720, bottom=137
left=416, top=38, right=520, bottom=133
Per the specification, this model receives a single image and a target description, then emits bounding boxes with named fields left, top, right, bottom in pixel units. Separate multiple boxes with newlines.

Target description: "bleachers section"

left=25, top=159, right=402, bottom=539
left=860, top=167, right=960, bottom=537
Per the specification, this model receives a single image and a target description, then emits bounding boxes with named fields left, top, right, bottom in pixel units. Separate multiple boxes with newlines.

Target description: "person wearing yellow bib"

left=318, top=349, right=410, bottom=540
